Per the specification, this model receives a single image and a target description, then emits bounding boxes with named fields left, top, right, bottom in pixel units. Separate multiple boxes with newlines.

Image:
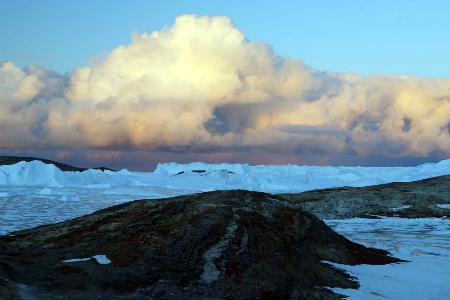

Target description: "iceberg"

left=0, top=159, right=449, bottom=194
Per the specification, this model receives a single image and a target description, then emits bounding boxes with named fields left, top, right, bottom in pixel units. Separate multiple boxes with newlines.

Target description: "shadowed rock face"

left=280, top=174, right=450, bottom=219
left=0, top=190, right=400, bottom=299
left=0, top=156, right=113, bottom=172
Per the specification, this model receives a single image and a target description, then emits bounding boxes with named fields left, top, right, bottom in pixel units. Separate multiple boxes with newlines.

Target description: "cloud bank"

left=1, top=15, right=449, bottom=161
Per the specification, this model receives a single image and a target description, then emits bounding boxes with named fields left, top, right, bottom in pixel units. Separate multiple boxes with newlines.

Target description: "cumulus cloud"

left=0, top=62, right=66, bottom=149
left=0, top=15, right=449, bottom=160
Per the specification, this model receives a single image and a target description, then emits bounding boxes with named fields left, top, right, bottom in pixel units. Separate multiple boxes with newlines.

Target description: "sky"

left=0, top=1, right=449, bottom=170
left=2, top=1, right=450, bottom=77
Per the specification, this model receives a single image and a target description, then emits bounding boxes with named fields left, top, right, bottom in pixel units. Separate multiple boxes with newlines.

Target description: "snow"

left=63, top=254, right=111, bottom=265
left=389, top=205, right=412, bottom=212
left=326, top=218, right=450, bottom=299
left=0, top=159, right=449, bottom=298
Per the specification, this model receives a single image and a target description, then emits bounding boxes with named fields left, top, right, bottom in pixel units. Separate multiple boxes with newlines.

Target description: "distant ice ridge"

left=154, top=159, right=450, bottom=193
left=154, top=162, right=251, bottom=175
left=0, top=159, right=449, bottom=194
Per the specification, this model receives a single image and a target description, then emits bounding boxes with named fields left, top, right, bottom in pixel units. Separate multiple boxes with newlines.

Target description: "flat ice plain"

left=327, top=218, right=450, bottom=299
left=0, top=159, right=449, bottom=299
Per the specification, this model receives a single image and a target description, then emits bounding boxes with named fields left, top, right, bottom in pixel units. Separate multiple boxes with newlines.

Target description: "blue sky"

left=1, top=0, right=449, bottom=77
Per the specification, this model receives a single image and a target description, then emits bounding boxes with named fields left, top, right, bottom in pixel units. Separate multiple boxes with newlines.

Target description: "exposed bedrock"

left=0, top=190, right=400, bottom=299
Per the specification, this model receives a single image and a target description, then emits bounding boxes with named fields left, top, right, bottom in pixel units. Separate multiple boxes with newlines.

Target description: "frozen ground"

left=0, top=160, right=449, bottom=299
left=326, top=218, right=450, bottom=300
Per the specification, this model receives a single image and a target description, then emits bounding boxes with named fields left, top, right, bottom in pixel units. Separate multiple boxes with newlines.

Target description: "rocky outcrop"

left=280, top=174, right=450, bottom=219
left=0, top=156, right=113, bottom=172
left=0, top=190, right=399, bottom=299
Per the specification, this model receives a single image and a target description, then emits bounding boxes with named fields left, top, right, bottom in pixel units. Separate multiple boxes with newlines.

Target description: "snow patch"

left=325, top=217, right=450, bottom=300
left=63, top=254, right=111, bottom=265
left=389, top=205, right=412, bottom=212
left=437, top=204, right=450, bottom=209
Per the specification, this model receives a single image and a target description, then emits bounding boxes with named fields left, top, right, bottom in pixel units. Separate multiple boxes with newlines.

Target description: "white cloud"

left=0, top=15, right=449, bottom=158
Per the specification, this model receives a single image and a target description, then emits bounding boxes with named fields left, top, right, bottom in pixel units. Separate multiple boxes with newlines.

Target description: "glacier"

left=1, top=159, right=450, bottom=192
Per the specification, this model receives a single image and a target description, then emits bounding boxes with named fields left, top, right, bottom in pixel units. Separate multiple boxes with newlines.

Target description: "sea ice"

left=326, top=218, right=450, bottom=299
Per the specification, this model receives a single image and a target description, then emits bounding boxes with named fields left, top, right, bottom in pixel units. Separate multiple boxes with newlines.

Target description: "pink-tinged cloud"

left=0, top=15, right=449, bottom=164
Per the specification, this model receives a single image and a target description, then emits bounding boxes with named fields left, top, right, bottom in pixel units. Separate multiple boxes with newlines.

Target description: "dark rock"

left=0, top=156, right=114, bottom=172
left=280, top=174, right=450, bottom=219
left=0, top=190, right=400, bottom=299
left=0, top=277, right=19, bottom=300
